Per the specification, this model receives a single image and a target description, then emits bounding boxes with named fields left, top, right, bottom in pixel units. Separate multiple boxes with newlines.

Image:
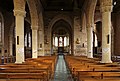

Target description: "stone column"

left=63, top=36, right=64, bottom=46
left=67, top=36, right=69, bottom=46
left=100, top=0, right=113, bottom=63
left=38, top=30, right=44, bottom=56
left=87, top=26, right=93, bottom=58
left=53, top=35, right=55, bottom=54
left=32, top=28, right=38, bottom=58
left=9, top=35, right=13, bottom=56
left=14, top=10, right=26, bottom=63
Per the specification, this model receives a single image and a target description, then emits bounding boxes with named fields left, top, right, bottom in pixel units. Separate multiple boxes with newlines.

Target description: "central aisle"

left=53, top=54, right=73, bottom=81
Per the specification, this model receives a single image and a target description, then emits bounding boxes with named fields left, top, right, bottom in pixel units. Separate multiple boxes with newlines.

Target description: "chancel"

left=0, top=0, right=120, bottom=81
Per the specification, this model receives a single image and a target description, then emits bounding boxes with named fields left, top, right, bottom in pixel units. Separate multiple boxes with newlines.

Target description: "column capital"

left=31, top=26, right=39, bottom=30
left=100, top=0, right=113, bottom=13
left=100, top=0, right=112, bottom=6
left=86, top=24, right=93, bottom=29
left=14, top=10, right=26, bottom=17
left=100, top=6, right=113, bottom=13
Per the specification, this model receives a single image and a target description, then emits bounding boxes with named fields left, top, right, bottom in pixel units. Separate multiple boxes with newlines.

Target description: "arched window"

left=28, top=33, right=31, bottom=47
left=25, top=34, right=27, bottom=47
left=0, top=12, right=3, bottom=43
left=95, top=34, right=98, bottom=47
left=64, top=37, right=67, bottom=46
left=59, top=37, right=63, bottom=47
left=55, top=37, right=58, bottom=46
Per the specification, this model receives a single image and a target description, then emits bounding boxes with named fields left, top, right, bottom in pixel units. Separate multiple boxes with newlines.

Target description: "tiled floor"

left=52, top=54, right=73, bottom=81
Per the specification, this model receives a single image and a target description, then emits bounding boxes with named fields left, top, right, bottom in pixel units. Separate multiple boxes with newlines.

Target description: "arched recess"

left=24, top=20, right=32, bottom=59
left=47, top=14, right=73, bottom=55
left=9, top=1, right=32, bottom=56
left=26, top=0, right=39, bottom=29
left=86, top=0, right=97, bottom=27
left=81, top=13, right=87, bottom=33
left=52, top=19, right=72, bottom=55
left=0, top=12, right=4, bottom=56
left=85, top=0, right=97, bottom=58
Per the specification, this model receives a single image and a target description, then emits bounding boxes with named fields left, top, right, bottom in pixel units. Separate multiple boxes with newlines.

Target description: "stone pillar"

left=87, top=26, right=93, bottom=58
left=53, top=35, right=55, bottom=54
left=67, top=36, right=69, bottom=46
left=63, top=36, right=64, bottom=46
left=9, top=35, right=13, bottom=56
left=38, top=30, right=44, bottom=56
left=100, top=0, right=113, bottom=63
left=58, top=37, right=60, bottom=47
left=14, top=10, right=26, bottom=63
left=32, top=28, right=38, bottom=58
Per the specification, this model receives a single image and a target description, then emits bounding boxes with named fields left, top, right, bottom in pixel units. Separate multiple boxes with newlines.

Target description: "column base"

left=15, top=61, right=23, bottom=63
left=32, top=55, right=38, bottom=58
left=87, top=56, right=93, bottom=58
left=87, top=52, right=93, bottom=58
left=100, top=60, right=112, bottom=63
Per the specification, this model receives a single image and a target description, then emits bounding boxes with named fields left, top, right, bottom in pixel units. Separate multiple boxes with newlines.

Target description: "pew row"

left=77, top=71, right=120, bottom=81
left=65, top=55, right=120, bottom=81
left=0, top=55, right=57, bottom=81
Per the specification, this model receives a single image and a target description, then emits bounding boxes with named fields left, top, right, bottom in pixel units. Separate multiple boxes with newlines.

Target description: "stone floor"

left=52, top=54, right=73, bottom=81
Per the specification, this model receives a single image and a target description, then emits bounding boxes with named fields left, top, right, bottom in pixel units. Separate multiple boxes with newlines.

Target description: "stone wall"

left=113, top=13, right=120, bottom=55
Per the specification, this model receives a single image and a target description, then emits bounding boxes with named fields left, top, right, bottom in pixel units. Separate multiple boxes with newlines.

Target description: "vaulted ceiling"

left=0, top=0, right=120, bottom=13
left=0, top=0, right=13, bottom=12
left=40, top=0, right=85, bottom=11
left=113, top=0, right=120, bottom=13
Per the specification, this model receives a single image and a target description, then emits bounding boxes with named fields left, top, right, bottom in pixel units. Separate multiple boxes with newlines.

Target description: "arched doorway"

left=52, top=19, right=72, bottom=55
left=24, top=20, right=32, bottom=59
left=93, top=21, right=102, bottom=57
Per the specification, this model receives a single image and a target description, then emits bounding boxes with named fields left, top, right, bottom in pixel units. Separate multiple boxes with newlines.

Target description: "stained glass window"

left=64, top=37, right=67, bottom=46
left=55, top=37, right=58, bottom=46
left=28, top=33, right=31, bottom=47
left=0, top=22, right=1, bottom=42
left=25, top=34, right=27, bottom=47
left=59, top=37, right=63, bottom=47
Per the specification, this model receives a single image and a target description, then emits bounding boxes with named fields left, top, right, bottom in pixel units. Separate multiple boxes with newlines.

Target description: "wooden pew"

left=102, top=72, right=120, bottom=79
left=1, top=62, right=51, bottom=79
left=25, top=55, right=57, bottom=78
left=0, top=65, right=49, bottom=80
left=0, top=57, right=57, bottom=81
left=0, top=73, right=46, bottom=81
left=77, top=71, right=102, bottom=81
left=77, top=71, right=120, bottom=81
left=65, top=55, right=120, bottom=81
left=0, top=55, right=57, bottom=81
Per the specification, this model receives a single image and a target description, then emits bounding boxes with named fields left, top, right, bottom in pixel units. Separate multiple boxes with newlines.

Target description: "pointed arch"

left=81, top=13, right=87, bottom=33
left=0, top=12, right=4, bottom=43
left=26, top=0, right=39, bottom=29
left=46, top=14, right=73, bottom=54
left=87, top=0, right=97, bottom=27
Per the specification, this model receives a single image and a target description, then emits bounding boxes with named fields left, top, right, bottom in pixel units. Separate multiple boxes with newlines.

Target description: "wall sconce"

left=40, top=44, right=42, bottom=48
left=76, top=38, right=80, bottom=44
left=45, top=39, right=49, bottom=44
left=44, top=35, right=49, bottom=44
